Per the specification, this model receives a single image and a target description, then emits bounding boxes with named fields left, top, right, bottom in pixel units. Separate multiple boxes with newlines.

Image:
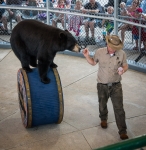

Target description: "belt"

left=99, top=82, right=120, bottom=87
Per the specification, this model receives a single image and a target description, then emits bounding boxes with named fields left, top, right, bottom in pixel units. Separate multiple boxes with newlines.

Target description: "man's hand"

left=82, top=48, right=97, bottom=66
left=82, top=48, right=89, bottom=58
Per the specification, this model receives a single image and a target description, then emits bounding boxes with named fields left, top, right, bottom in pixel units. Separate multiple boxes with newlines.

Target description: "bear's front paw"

left=50, top=63, right=58, bottom=68
left=41, top=77, right=50, bottom=84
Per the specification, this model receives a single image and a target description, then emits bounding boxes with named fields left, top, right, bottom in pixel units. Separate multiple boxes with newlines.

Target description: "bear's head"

left=59, top=30, right=81, bottom=52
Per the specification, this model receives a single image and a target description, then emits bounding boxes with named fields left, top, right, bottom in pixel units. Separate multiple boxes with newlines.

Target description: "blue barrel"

left=17, top=68, right=64, bottom=128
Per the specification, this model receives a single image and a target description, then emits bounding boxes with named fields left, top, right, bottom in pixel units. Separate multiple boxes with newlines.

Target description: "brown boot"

left=120, top=133, right=129, bottom=140
left=100, top=120, right=107, bottom=129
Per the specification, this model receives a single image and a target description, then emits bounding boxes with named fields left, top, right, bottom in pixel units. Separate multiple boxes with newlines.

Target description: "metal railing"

left=94, top=134, right=146, bottom=150
left=0, top=0, right=146, bottom=73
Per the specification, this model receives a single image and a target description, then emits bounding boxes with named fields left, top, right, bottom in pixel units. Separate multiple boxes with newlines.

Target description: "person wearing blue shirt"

left=82, top=0, right=103, bottom=42
left=141, top=0, right=146, bottom=13
left=0, top=0, right=5, bottom=32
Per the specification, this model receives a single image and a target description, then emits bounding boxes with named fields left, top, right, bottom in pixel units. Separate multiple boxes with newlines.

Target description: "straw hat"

left=105, top=35, right=123, bottom=50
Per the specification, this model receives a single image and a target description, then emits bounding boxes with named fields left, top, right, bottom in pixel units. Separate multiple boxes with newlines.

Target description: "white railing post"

left=114, top=0, right=118, bottom=35
left=46, top=0, right=50, bottom=25
left=138, top=16, right=142, bottom=52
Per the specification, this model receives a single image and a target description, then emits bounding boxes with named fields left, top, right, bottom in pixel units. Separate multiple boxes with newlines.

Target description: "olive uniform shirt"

left=93, top=47, right=127, bottom=84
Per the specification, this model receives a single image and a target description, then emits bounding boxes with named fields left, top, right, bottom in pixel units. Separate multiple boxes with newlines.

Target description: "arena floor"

left=0, top=49, right=146, bottom=150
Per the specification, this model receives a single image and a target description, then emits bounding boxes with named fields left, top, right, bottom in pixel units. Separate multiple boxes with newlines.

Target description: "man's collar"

left=106, top=47, right=118, bottom=56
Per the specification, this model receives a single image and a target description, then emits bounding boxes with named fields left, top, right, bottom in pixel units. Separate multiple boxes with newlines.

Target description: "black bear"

left=10, top=20, right=80, bottom=84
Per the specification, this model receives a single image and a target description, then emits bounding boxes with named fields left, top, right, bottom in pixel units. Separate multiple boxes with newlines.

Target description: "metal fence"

left=0, top=0, right=146, bottom=73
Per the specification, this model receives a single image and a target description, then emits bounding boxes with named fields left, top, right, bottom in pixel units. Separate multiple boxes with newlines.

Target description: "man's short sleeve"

left=93, top=50, right=99, bottom=63
left=122, top=51, right=127, bottom=66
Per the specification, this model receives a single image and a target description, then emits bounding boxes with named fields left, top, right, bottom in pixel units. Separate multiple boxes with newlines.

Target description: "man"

left=82, top=35, right=129, bottom=140
left=82, top=0, right=103, bottom=42
left=1, top=0, right=22, bottom=34
left=104, top=0, right=127, bottom=8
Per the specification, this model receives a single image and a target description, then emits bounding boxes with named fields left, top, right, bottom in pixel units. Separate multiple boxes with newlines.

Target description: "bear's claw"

left=41, top=78, right=50, bottom=84
left=50, top=63, right=58, bottom=68
left=23, top=67, right=33, bottom=73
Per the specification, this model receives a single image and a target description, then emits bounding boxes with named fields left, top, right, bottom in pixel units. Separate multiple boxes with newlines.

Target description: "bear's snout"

left=73, top=44, right=81, bottom=52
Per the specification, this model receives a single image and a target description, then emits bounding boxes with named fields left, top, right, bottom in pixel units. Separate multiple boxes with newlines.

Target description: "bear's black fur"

left=10, top=20, right=80, bottom=84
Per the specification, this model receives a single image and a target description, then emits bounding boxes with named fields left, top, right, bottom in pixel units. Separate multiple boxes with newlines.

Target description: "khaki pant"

left=97, top=82, right=127, bottom=134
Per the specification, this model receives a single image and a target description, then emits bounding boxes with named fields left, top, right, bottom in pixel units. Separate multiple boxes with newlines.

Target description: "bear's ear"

left=64, top=29, right=69, bottom=32
left=59, top=32, right=67, bottom=39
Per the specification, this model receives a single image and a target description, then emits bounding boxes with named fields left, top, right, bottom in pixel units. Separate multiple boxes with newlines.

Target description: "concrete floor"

left=0, top=49, right=146, bottom=150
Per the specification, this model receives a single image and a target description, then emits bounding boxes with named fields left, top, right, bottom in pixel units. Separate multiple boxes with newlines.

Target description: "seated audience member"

left=52, top=0, right=66, bottom=28
left=23, top=0, right=39, bottom=19
left=104, top=0, right=127, bottom=14
left=0, top=0, right=5, bottom=32
left=68, top=0, right=84, bottom=36
left=141, top=13, right=146, bottom=50
left=54, top=0, right=71, bottom=8
left=82, top=0, right=103, bottom=42
left=132, top=8, right=143, bottom=50
left=140, top=0, right=146, bottom=13
left=38, top=0, right=45, bottom=7
left=38, top=2, right=53, bottom=22
left=0, top=0, right=5, bottom=18
left=118, top=0, right=140, bottom=43
left=1, top=0, right=22, bottom=33
left=64, top=0, right=71, bottom=8
left=102, top=6, right=114, bottom=37
left=104, top=0, right=127, bottom=8
left=132, top=9, right=146, bottom=51
left=126, top=0, right=133, bottom=5
left=120, top=2, right=128, bottom=16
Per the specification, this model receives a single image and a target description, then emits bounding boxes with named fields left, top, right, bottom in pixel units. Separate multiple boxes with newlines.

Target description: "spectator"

left=22, top=0, right=39, bottom=19
left=54, top=0, right=71, bottom=8
left=120, top=2, right=128, bottom=16
left=82, top=35, right=129, bottom=140
left=52, top=0, right=66, bottom=28
left=140, top=0, right=146, bottom=13
left=82, top=0, right=103, bottom=42
left=104, top=0, right=127, bottom=8
left=0, top=0, right=5, bottom=19
left=38, top=0, right=45, bottom=7
left=0, top=0, right=5, bottom=32
left=64, top=0, right=71, bottom=8
left=37, top=0, right=53, bottom=21
left=38, top=1, right=53, bottom=23
left=118, top=0, right=140, bottom=43
left=1, top=0, right=22, bottom=33
left=104, top=0, right=127, bottom=15
left=102, top=6, right=114, bottom=37
left=126, top=0, right=142, bottom=6
left=68, top=0, right=84, bottom=36
left=126, top=0, right=133, bottom=5
left=141, top=13, right=146, bottom=50
left=132, top=8, right=142, bottom=50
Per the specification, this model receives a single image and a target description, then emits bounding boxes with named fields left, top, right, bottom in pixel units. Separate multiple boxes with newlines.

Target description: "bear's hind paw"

left=23, top=67, right=33, bottom=73
left=41, top=78, right=50, bottom=84
left=50, top=63, right=58, bottom=68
